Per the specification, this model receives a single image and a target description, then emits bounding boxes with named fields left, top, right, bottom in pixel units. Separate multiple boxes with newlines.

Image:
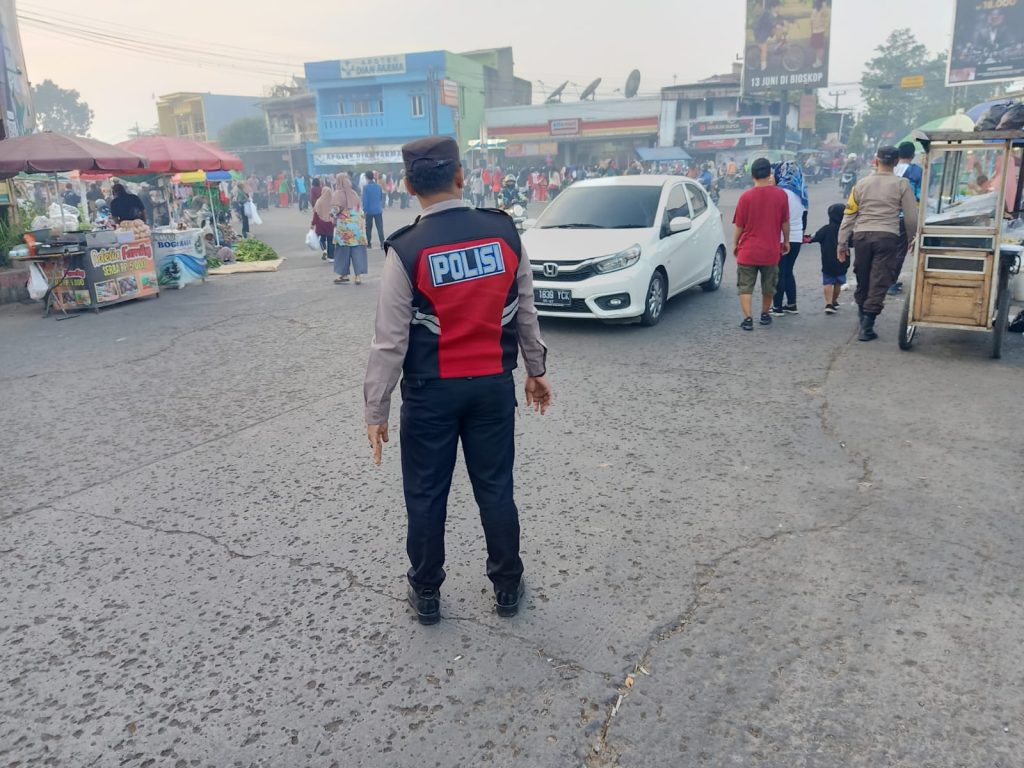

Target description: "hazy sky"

left=19, top=0, right=959, bottom=143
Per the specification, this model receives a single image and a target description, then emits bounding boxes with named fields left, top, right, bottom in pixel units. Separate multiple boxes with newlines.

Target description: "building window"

left=705, top=99, right=713, bottom=116
left=175, top=114, right=191, bottom=137
left=340, top=98, right=384, bottom=115
left=411, top=94, right=424, bottom=118
left=689, top=101, right=699, bottom=120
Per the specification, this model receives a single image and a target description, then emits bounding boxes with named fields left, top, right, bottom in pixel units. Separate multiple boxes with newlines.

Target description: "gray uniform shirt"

left=838, top=169, right=919, bottom=246
left=363, top=198, right=547, bottom=424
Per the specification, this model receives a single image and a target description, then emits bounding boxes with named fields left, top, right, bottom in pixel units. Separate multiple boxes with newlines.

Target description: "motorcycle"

left=706, top=179, right=721, bottom=206
left=839, top=171, right=856, bottom=200
left=498, top=190, right=529, bottom=232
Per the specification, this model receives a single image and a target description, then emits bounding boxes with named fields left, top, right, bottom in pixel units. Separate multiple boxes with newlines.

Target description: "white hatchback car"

left=521, top=175, right=727, bottom=325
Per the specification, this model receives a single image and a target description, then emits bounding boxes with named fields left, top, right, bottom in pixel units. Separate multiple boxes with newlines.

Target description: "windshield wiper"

left=608, top=224, right=647, bottom=228
left=541, top=223, right=604, bottom=229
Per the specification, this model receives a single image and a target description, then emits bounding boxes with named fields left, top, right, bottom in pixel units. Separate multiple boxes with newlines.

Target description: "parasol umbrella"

left=897, top=111, right=976, bottom=151
left=0, top=132, right=148, bottom=179
left=118, top=136, right=243, bottom=173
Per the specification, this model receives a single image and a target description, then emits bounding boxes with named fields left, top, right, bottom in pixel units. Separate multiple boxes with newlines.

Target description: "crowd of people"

left=731, top=142, right=922, bottom=339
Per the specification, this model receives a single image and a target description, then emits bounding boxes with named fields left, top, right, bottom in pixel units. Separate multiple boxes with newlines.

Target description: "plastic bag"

left=305, top=228, right=319, bottom=250
left=27, top=262, right=49, bottom=300
left=996, top=102, right=1024, bottom=130
left=975, top=103, right=1012, bottom=131
left=244, top=200, right=262, bottom=226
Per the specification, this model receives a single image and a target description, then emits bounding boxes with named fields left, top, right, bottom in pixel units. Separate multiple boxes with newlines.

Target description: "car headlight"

left=512, top=204, right=525, bottom=217
left=593, top=244, right=642, bottom=274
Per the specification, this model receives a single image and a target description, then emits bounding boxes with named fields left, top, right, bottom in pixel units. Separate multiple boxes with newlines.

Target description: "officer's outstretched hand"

left=525, top=376, right=552, bottom=415
left=367, top=424, right=389, bottom=465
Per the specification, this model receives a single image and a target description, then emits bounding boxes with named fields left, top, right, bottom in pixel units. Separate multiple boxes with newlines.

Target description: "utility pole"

left=828, top=89, right=847, bottom=111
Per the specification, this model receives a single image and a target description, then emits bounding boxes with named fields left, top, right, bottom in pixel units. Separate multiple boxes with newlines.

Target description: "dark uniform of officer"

left=364, top=136, right=551, bottom=625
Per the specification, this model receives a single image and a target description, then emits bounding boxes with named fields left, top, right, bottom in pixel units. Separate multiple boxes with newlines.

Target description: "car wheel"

left=701, top=247, right=725, bottom=292
left=640, top=270, right=666, bottom=327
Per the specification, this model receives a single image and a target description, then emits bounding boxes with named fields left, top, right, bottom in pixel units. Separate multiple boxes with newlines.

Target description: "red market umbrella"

left=118, top=136, right=243, bottom=173
left=0, top=132, right=148, bottom=178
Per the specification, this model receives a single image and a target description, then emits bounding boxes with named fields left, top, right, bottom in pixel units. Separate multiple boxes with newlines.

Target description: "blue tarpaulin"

left=635, top=147, right=692, bottom=162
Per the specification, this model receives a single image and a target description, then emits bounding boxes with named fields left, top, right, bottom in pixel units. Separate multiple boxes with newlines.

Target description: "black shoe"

left=407, top=585, right=440, bottom=625
left=825, top=304, right=836, bottom=314
left=783, top=304, right=799, bottom=314
left=495, top=581, right=524, bottom=618
left=858, top=313, right=878, bottom=342
left=769, top=305, right=786, bottom=317
left=740, top=316, right=754, bottom=331
left=759, top=312, right=772, bottom=326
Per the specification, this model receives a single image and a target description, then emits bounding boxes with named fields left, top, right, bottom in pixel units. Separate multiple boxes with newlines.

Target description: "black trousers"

left=400, top=373, right=523, bottom=594
left=853, top=232, right=900, bottom=315
left=365, top=213, right=384, bottom=247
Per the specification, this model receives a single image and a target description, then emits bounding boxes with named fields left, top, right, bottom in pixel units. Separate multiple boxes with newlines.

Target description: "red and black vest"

left=386, top=207, right=522, bottom=380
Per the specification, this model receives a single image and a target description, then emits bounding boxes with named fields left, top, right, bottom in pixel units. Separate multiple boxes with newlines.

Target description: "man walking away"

left=362, top=171, right=385, bottom=249
left=890, top=141, right=923, bottom=294
left=838, top=145, right=918, bottom=341
left=364, top=136, right=551, bottom=625
left=732, top=157, right=789, bottom=330
left=296, top=174, right=309, bottom=211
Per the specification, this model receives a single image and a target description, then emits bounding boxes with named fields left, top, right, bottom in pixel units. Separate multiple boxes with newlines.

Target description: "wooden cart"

left=899, top=129, right=1023, bottom=359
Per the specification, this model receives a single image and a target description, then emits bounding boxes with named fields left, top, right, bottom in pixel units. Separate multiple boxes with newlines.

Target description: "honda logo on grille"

left=542, top=263, right=559, bottom=278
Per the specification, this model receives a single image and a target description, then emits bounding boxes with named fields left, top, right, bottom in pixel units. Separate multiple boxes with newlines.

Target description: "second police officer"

left=363, top=136, right=552, bottom=625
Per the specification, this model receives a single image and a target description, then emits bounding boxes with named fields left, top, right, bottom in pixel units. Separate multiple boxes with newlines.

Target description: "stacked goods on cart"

left=117, top=219, right=151, bottom=239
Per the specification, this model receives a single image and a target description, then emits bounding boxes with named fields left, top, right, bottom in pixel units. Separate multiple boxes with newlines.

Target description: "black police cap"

left=402, top=136, right=460, bottom=173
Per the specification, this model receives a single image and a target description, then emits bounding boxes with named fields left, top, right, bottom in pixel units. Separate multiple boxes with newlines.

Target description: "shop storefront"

left=484, top=99, right=662, bottom=170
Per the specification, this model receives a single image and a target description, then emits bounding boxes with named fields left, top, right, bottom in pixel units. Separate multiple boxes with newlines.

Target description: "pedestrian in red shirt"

left=732, top=157, right=790, bottom=330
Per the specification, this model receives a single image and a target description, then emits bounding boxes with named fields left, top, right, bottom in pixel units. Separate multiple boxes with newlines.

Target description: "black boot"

left=858, top=312, right=878, bottom=342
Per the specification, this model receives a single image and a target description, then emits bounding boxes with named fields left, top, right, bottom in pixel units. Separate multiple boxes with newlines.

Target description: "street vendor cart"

left=899, top=130, right=1024, bottom=358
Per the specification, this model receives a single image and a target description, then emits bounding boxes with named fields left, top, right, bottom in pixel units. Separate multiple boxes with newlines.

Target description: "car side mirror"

left=669, top=216, right=692, bottom=233
left=522, top=218, right=537, bottom=230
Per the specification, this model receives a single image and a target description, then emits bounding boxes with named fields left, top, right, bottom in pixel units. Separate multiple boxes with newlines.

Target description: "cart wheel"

left=898, top=298, right=915, bottom=350
left=991, top=267, right=1011, bottom=359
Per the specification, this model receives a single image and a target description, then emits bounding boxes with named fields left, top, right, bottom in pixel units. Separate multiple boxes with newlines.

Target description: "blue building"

left=304, top=49, right=530, bottom=175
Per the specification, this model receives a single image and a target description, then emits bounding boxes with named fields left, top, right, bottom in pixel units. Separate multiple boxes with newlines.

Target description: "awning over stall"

left=635, top=146, right=692, bottom=162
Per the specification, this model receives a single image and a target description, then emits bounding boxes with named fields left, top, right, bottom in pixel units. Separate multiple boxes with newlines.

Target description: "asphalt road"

left=2, top=186, right=1022, bottom=768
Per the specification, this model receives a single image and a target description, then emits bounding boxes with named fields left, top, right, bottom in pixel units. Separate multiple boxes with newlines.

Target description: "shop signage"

left=339, top=55, right=406, bottom=79
left=688, top=117, right=771, bottom=142
left=315, top=146, right=404, bottom=165
left=693, top=139, right=739, bottom=150
left=153, top=229, right=206, bottom=289
left=549, top=118, right=581, bottom=136
left=506, top=141, right=559, bottom=157
left=440, top=79, right=460, bottom=108
left=86, top=239, right=160, bottom=306
left=948, top=0, right=1024, bottom=85
left=743, top=0, right=831, bottom=94
left=900, top=74, right=925, bottom=89
left=798, top=93, right=816, bottom=130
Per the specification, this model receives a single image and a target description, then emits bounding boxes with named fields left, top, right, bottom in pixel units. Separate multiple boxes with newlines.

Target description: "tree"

left=847, top=122, right=866, bottom=155
left=859, top=29, right=1001, bottom=145
left=32, top=80, right=93, bottom=135
left=218, top=117, right=268, bottom=149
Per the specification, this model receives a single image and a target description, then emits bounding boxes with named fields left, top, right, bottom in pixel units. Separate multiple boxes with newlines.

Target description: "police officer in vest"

left=364, top=136, right=552, bottom=625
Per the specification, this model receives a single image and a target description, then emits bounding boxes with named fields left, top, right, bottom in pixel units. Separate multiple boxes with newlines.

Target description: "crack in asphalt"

left=586, top=330, right=874, bottom=766
left=75, top=510, right=264, bottom=560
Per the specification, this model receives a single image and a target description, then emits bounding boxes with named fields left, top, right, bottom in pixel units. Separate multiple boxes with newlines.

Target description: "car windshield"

left=537, top=185, right=662, bottom=229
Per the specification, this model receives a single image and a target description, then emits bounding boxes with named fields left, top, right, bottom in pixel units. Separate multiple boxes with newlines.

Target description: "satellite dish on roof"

left=546, top=80, right=569, bottom=103
left=624, top=70, right=641, bottom=98
left=579, top=77, right=602, bottom=101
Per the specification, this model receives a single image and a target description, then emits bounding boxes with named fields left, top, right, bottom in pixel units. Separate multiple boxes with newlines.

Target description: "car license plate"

left=535, top=288, right=572, bottom=307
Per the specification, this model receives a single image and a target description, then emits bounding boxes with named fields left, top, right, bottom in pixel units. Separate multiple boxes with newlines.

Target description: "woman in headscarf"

left=331, top=172, right=368, bottom=284
left=311, top=180, right=335, bottom=261
left=770, top=160, right=809, bottom=316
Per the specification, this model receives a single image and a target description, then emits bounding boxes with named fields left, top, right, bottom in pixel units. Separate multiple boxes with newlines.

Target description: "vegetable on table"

left=234, top=239, right=279, bottom=262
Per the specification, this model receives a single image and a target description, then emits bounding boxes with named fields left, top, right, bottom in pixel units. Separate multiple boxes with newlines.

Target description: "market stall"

left=0, top=132, right=158, bottom=318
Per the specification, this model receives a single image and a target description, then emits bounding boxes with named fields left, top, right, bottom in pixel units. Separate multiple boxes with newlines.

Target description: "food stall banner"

left=86, top=239, right=160, bottom=306
left=743, top=0, right=831, bottom=94
left=152, top=228, right=206, bottom=288
left=947, top=0, right=1024, bottom=85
